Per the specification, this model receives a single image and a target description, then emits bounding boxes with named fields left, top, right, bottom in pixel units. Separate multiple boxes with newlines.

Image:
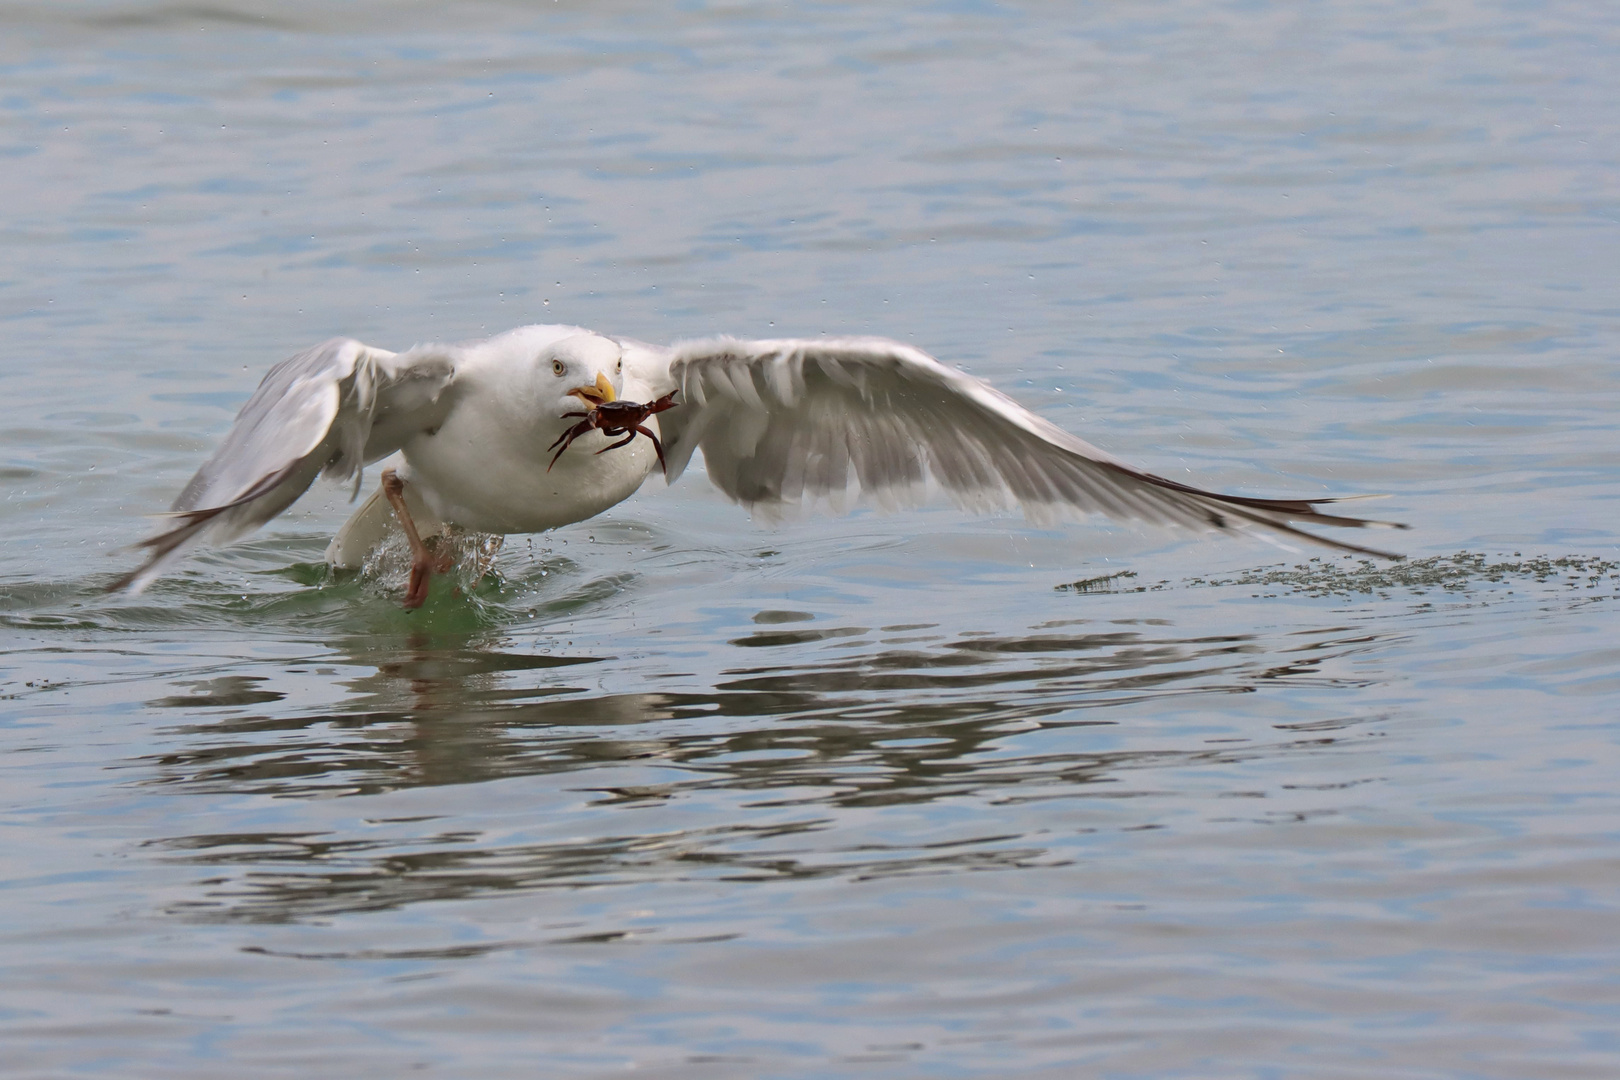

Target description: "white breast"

left=397, top=370, right=661, bottom=534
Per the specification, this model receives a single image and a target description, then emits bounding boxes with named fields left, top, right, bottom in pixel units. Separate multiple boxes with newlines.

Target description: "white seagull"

left=114, top=323, right=1405, bottom=605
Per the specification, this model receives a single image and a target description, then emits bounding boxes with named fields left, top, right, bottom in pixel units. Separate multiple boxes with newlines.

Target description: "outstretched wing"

left=113, top=337, right=457, bottom=592
left=642, top=335, right=1406, bottom=557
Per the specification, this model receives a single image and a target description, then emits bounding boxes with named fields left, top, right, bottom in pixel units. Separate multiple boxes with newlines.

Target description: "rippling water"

left=3, top=2, right=1619, bottom=1077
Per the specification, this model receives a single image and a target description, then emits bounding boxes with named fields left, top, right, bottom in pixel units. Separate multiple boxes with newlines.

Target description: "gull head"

left=544, top=332, right=624, bottom=412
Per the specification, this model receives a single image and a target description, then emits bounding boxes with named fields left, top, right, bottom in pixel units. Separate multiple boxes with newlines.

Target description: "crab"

left=547, top=389, right=680, bottom=474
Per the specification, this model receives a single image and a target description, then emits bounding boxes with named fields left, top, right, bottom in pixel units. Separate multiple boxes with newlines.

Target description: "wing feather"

left=654, top=336, right=1406, bottom=558
left=112, top=338, right=456, bottom=592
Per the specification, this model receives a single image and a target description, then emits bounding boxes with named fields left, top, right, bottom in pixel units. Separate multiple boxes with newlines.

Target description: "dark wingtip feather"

left=106, top=506, right=231, bottom=593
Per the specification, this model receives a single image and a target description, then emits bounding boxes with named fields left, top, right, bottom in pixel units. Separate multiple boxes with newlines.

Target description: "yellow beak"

left=568, top=372, right=617, bottom=406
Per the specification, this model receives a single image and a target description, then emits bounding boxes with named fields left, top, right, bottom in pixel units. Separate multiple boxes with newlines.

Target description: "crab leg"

left=594, top=430, right=638, bottom=453
left=636, top=425, right=668, bottom=474
left=547, top=417, right=597, bottom=471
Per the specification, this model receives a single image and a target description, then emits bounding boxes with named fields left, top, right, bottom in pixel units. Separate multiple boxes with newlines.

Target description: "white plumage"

left=115, top=323, right=1404, bottom=598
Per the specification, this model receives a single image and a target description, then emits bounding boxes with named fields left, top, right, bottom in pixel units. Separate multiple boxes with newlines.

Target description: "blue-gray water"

left=3, top=2, right=1619, bottom=1077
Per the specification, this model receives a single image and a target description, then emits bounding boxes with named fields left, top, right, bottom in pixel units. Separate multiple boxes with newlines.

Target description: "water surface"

left=3, top=2, right=1619, bottom=1077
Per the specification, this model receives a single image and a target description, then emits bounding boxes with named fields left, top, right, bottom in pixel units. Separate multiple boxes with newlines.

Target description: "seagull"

left=113, top=323, right=1405, bottom=605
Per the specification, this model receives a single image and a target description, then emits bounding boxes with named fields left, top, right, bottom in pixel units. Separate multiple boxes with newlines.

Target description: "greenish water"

left=3, top=2, right=1619, bottom=1077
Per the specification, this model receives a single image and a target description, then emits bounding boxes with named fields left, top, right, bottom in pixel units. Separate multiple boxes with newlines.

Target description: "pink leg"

left=380, top=468, right=445, bottom=609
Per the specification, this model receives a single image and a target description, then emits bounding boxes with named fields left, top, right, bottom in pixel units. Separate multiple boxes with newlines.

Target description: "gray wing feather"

left=113, top=337, right=456, bottom=592
left=655, top=336, right=1406, bottom=557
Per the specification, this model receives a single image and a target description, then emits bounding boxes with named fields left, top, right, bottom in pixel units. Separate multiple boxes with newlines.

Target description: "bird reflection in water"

left=139, top=613, right=1390, bottom=924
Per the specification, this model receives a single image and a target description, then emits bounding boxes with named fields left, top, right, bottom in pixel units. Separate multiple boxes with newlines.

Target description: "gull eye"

left=616, top=359, right=623, bottom=373
left=552, top=359, right=566, bottom=376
